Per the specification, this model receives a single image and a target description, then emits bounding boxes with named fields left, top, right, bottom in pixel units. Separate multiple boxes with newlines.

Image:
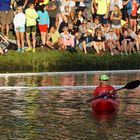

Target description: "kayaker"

left=93, top=74, right=117, bottom=98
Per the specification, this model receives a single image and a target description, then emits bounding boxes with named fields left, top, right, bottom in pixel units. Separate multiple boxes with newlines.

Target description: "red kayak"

left=91, top=98, right=119, bottom=121
left=91, top=98, right=119, bottom=114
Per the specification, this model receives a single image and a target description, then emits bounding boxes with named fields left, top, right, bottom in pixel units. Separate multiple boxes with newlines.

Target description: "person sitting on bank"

left=46, top=25, right=62, bottom=49
left=93, top=74, right=117, bottom=98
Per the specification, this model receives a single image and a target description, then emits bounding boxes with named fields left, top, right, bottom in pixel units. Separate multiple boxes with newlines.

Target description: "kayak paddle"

left=72, top=80, right=140, bottom=107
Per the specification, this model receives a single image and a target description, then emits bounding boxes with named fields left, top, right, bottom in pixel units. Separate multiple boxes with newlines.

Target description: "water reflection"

left=0, top=72, right=139, bottom=139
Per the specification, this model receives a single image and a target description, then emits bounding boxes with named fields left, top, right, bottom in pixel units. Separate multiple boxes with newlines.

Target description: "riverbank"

left=0, top=49, right=140, bottom=72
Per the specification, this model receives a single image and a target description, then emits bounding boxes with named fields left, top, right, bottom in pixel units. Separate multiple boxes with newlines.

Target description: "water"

left=0, top=71, right=140, bottom=140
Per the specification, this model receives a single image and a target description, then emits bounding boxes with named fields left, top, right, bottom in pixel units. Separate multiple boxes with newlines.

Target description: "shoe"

left=111, top=51, right=114, bottom=56
left=16, top=48, right=21, bottom=52
left=21, top=48, right=24, bottom=53
left=125, top=52, right=128, bottom=55
left=25, top=47, right=32, bottom=52
left=120, top=52, right=123, bottom=55
left=33, top=48, right=35, bottom=53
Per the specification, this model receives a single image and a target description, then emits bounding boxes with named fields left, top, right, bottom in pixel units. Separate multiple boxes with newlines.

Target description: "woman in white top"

left=13, top=6, right=26, bottom=53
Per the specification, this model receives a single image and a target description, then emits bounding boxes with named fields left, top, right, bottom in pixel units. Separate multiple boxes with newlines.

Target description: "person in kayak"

left=93, top=74, right=117, bottom=98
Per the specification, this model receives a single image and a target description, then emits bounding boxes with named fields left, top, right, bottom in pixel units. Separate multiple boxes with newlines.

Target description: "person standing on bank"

left=25, top=2, right=38, bottom=52
left=37, top=4, right=50, bottom=48
left=0, top=0, right=14, bottom=39
left=13, top=6, right=26, bottom=53
left=93, top=74, right=117, bottom=98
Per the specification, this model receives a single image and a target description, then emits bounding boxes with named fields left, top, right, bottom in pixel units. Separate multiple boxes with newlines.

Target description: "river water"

left=0, top=71, right=139, bottom=140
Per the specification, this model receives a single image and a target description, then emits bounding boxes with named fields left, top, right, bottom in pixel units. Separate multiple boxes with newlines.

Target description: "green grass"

left=0, top=49, right=140, bottom=73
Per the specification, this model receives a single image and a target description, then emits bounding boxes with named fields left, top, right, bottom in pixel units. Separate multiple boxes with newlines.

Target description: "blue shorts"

left=14, top=26, right=25, bottom=32
left=78, top=42, right=93, bottom=49
left=97, top=14, right=108, bottom=24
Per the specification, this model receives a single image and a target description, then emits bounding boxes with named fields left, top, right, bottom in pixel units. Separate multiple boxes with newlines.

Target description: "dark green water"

left=0, top=71, right=140, bottom=140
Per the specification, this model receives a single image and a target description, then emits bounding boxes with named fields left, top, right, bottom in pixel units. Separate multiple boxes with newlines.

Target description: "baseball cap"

left=100, top=74, right=109, bottom=81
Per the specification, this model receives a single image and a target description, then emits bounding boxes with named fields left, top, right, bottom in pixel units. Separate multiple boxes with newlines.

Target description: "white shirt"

left=13, top=13, right=26, bottom=28
left=105, top=32, right=118, bottom=40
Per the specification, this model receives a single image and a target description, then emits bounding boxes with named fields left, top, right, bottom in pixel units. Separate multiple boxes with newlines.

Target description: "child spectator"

left=60, top=26, right=75, bottom=50
left=13, top=6, right=26, bottom=53
left=93, top=29, right=106, bottom=55
left=58, top=15, right=69, bottom=33
left=37, top=4, right=50, bottom=48
left=121, top=29, right=134, bottom=55
left=25, top=3, right=38, bottom=52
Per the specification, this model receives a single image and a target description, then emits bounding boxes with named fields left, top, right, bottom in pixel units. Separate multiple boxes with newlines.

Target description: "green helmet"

left=100, top=74, right=109, bottom=81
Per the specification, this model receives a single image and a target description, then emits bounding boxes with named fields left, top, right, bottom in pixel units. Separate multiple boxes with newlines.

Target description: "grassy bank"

left=0, top=49, right=140, bottom=73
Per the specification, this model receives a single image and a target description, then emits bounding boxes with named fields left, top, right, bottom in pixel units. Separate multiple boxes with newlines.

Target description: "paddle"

left=72, top=80, right=140, bottom=107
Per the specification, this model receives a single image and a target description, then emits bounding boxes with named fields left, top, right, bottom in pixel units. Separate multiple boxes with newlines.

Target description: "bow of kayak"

left=91, top=98, right=119, bottom=114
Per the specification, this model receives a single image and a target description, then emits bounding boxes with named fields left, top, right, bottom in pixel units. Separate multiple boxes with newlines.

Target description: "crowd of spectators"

left=0, top=0, right=140, bottom=56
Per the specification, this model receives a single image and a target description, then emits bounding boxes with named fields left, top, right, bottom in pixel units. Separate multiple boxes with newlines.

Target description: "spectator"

left=110, top=5, right=122, bottom=39
left=46, top=25, right=62, bottom=49
left=121, top=29, right=134, bottom=55
left=79, top=19, right=90, bottom=37
left=105, top=28, right=123, bottom=56
left=95, top=0, right=110, bottom=29
left=137, top=7, right=140, bottom=31
left=0, top=0, right=14, bottom=38
left=13, top=6, right=26, bottom=53
left=37, top=4, right=50, bottom=47
left=130, top=0, right=139, bottom=32
left=128, top=27, right=139, bottom=53
left=58, top=15, right=69, bottom=33
left=78, top=28, right=94, bottom=53
left=47, top=0, right=59, bottom=27
left=25, top=2, right=38, bottom=52
left=60, top=26, right=75, bottom=50
left=136, top=29, right=140, bottom=52
left=93, top=29, right=106, bottom=55
left=77, top=9, right=85, bottom=24
left=122, top=0, right=129, bottom=22
left=83, top=0, right=93, bottom=21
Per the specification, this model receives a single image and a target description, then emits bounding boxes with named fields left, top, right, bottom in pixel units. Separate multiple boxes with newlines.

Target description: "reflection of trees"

left=60, top=74, right=75, bottom=86
left=121, top=88, right=140, bottom=117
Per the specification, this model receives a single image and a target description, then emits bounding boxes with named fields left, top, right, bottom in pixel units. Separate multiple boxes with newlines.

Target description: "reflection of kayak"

left=91, top=98, right=119, bottom=114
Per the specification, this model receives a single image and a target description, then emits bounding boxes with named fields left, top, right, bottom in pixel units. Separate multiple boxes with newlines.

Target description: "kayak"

left=91, top=98, right=119, bottom=114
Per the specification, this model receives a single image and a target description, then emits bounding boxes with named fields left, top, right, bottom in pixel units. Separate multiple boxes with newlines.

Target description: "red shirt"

left=93, top=85, right=115, bottom=97
left=131, top=2, right=139, bottom=16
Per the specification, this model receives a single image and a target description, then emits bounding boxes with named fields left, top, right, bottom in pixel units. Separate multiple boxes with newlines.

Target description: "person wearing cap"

left=93, top=74, right=116, bottom=98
